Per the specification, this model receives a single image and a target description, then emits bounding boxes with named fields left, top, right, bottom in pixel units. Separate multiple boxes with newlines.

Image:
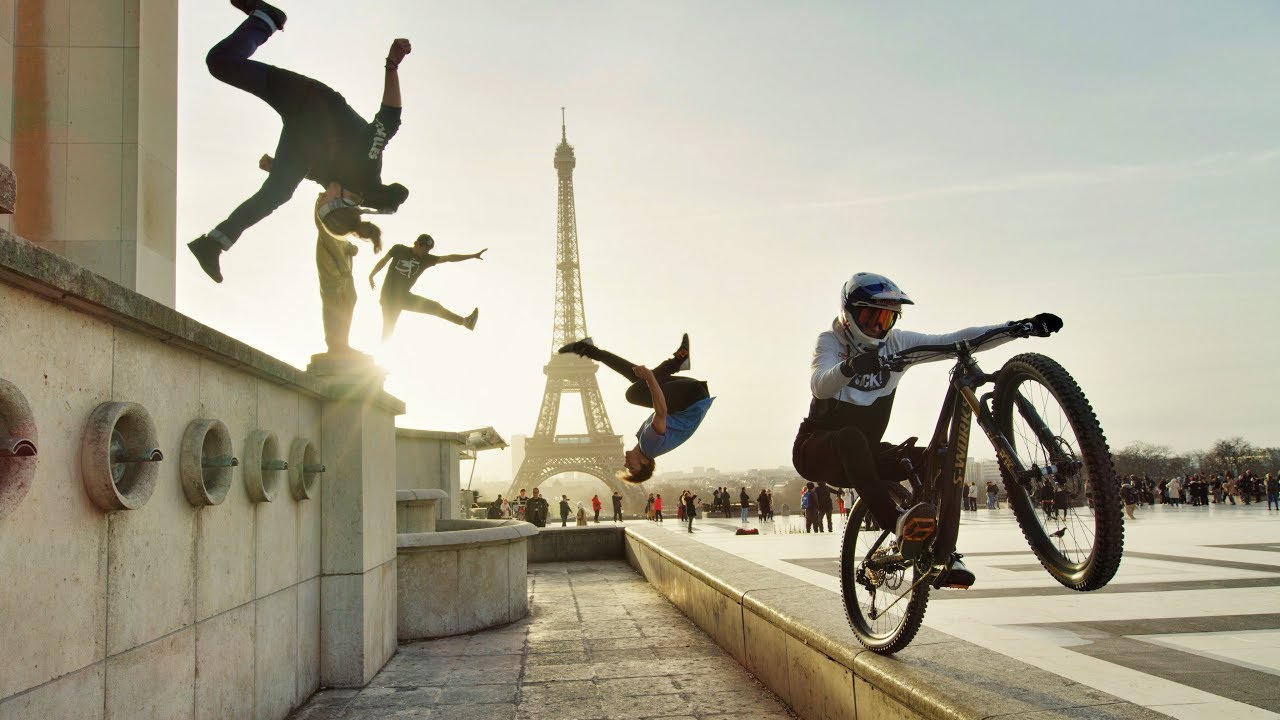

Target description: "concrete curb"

left=624, top=525, right=1162, bottom=720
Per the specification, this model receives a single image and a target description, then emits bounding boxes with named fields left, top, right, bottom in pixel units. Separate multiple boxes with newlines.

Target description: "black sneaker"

left=933, top=555, right=975, bottom=589
left=188, top=235, right=224, bottom=283
left=230, top=0, right=287, bottom=31
left=894, top=502, right=936, bottom=560
left=675, top=332, right=690, bottom=371
left=463, top=308, right=479, bottom=331
left=557, top=337, right=595, bottom=356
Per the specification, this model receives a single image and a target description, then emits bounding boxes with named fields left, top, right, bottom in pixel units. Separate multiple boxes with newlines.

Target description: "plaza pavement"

left=651, top=501, right=1280, bottom=719
left=290, top=561, right=795, bottom=720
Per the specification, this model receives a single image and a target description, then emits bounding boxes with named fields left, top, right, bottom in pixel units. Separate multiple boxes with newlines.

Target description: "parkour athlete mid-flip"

left=188, top=0, right=412, bottom=283
left=558, top=335, right=712, bottom=483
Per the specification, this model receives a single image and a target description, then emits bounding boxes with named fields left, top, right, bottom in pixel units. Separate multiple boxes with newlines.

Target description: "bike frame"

left=908, top=331, right=1051, bottom=565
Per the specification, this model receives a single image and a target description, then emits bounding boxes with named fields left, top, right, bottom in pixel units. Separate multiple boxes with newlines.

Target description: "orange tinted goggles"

left=854, top=307, right=899, bottom=338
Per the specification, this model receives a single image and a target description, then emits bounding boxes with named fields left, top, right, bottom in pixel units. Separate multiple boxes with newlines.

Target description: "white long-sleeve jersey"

left=810, top=318, right=1013, bottom=405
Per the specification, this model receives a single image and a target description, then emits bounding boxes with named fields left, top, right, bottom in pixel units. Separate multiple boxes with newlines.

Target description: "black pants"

left=206, top=16, right=323, bottom=247
left=613, top=508, right=622, bottom=522
left=381, top=292, right=466, bottom=339
left=794, top=425, right=895, bottom=529
left=593, top=510, right=600, bottom=523
left=582, top=345, right=709, bottom=413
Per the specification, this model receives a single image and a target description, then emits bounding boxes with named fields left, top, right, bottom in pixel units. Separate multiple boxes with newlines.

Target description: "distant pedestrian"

left=739, top=487, right=750, bottom=523
left=654, top=494, right=664, bottom=523
left=591, top=494, right=602, bottom=523
left=1266, top=473, right=1278, bottom=512
left=985, top=480, right=999, bottom=510
left=576, top=502, right=588, bottom=526
left=645, top=493, right=655, bottom=521
left=612, top=491, right=623, bottom=522
left=683, top=491, right=699, bottom=533
left=559, top=495, right=571, bottom=527
left=1121, top=478, right=1139, bottom=520
left=525, top=488, right=549, bottom=528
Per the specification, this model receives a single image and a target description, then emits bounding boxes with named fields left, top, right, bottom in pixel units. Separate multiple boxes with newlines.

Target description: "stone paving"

left=660, top=503, right=1280, bottom=719
left=290, top=561, right=795, bottom=719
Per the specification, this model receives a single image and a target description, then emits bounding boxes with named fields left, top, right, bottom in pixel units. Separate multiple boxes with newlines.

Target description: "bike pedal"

left=899, top=517, right=936, bottom=542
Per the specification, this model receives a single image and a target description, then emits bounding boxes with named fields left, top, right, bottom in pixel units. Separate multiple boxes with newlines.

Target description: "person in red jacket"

left=653, top=494, right=664, bottom=523
left=590, top=494, right=602, bottom=523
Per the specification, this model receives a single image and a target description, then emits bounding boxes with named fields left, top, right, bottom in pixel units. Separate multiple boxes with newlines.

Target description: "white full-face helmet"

left=840, top=272, right=914, bottom=353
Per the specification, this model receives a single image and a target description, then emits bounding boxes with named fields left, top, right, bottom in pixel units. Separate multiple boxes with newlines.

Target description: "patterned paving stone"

left=289, top=561, right=794, bottom=719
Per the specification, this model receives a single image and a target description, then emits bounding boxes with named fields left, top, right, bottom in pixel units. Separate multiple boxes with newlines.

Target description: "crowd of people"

left=1118, top=471, right=1279, bottom=517
left=484, top=488, right=625, bottom=527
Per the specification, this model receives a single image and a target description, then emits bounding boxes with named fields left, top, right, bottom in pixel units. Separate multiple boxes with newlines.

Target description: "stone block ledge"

left=0, top=230, right=404, bottom=412
left=397, top=519, right=537, bottom=551
left=527, top=524, right=628, bottom=563
left=624, top=525, right=1162, bottom=720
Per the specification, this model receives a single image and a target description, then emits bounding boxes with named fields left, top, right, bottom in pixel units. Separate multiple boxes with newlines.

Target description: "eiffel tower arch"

left=507, top=113, right=646, bottom=514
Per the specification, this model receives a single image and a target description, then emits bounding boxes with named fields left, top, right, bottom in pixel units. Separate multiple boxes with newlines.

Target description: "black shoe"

left=894, top=502, right=936, bottom=560
left=231, top=0, right=287, bottom=31
left=887, top=481, right=913, bottom=510
left=675, top=332, right=690, bottom=371
left=557, top=337, right=595, bottom=356
left=188, top=235, right=224, bottom=283
left=933, top=555, right=975, bottom=589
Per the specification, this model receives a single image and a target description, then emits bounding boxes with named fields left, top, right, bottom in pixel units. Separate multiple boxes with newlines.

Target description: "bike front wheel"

left=840, top=500, right=931, bottom=654
left=993, top=353, right=1123, bottom=591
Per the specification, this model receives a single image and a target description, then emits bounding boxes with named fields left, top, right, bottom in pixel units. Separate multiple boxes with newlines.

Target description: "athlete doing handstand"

left=189, top=0, right=412, bottom=283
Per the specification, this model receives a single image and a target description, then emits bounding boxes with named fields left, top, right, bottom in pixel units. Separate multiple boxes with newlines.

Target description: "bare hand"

left=259, top=154, right=274, bottom=172
left=369, top=276, right=377, bottom=291
left=388, top=38, right=411, bottom=65
left=633, top=365, right=654, bottom=379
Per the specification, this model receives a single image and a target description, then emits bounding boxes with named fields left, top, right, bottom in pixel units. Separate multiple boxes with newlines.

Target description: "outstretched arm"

left=383, top=39, right=411, bottom=108
left=436, top=248, right=487, bottom=264
left=635, top=365, right=668, bottom=434
left=368, top=252, right=392, bottom=290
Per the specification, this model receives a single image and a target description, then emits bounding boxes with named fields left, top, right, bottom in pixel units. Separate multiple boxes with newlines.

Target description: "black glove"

left=840, top=351, right=883, bottom=376
left=1010, top=312, right=1063, bottom=337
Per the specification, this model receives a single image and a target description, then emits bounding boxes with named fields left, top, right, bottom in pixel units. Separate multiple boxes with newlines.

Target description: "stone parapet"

left=0, top=230, right=403, bottom=412
left=624, top=525, right=1164, bottom=720
left=527, top=524, right=627, bottom=563
left=397, top=519, right=536, bottom=640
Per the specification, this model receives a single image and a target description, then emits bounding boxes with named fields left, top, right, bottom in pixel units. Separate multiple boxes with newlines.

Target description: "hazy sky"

left=177, top=2, right=1280, bottom=486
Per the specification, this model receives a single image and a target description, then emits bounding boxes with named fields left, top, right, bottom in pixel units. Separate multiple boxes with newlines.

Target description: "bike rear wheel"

left=993, top=353, right=1123, bottom=591
left=840, top=500, right=931, bottom=654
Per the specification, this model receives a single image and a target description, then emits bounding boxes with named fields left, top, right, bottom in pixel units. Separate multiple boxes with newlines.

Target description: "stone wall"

left=395, top=429, right=464, bottom=520
left=0, top=231, right=402, bottom=719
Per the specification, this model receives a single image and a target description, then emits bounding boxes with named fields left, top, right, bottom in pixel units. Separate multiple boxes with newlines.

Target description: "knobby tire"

left=840, top=500, right=931, bottom=654
left=993, top=352, right=1123, bottom=591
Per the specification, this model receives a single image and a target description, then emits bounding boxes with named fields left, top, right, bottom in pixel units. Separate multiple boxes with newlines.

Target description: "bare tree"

left=1198, top=437, right=1268, bottom=477
left=1113, top=441, right=1188, bottom=479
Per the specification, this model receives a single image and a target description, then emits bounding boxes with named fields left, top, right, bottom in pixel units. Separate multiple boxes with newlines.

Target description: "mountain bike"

left=840, top=323, right=1123, bottom=654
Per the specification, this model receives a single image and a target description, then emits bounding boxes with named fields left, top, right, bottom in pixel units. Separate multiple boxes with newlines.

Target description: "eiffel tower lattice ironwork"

left=507, top=113, right=644, bottom=512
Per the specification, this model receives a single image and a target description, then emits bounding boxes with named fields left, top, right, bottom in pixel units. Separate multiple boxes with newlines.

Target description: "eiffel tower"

left=507, top=112, right=644, bottom=513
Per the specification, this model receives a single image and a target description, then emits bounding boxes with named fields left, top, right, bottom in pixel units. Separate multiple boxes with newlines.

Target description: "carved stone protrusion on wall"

left=81, top=402, right=163, bottom=512
left=0, top=378, right=38, bottom=519
left=243, top=430, right=287, bottom=503
left=288, top=437, right=323, bottom=501
left=180, top=419, right=237, bottom=507
left=0, top=163, right=15, bottom=215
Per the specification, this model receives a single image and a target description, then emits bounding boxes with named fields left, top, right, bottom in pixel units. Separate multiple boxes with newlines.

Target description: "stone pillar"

left=313, top=357, right=402, bottom=687
left=11, top=0, right=177, bottom=305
